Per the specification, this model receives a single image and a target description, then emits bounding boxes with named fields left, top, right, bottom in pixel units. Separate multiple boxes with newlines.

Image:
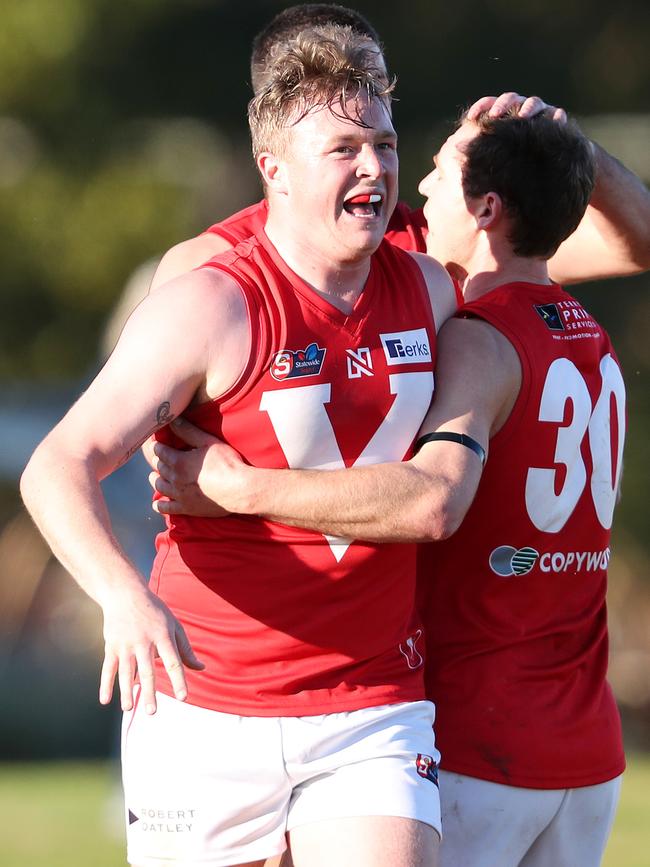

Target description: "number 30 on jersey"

left=525, top=354, right=625, bottom=533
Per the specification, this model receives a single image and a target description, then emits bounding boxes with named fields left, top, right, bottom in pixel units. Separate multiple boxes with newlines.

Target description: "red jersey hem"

left=439, top=756, right=626, bottom=789
left=156, top=683, right=426, bottom=717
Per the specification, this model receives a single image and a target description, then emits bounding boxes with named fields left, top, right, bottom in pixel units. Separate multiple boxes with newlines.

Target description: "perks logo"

left=489, top=545, right=540, bottom=577
left=270, top=343, right=326, bottom=381
left=380, top=329, right=431, bottom=365
left=399, top=629, right=424, bottom=670
left=415, top=754, right=439, bottom=786
left=534, top=303, right=565, bottom=332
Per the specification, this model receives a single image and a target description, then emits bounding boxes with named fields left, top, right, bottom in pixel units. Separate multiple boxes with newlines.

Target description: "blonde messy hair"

left=248, top=24, right=395, bottom=161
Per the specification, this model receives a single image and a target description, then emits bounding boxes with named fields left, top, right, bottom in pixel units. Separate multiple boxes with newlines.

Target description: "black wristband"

left=413, top=431, right=486, bottom=466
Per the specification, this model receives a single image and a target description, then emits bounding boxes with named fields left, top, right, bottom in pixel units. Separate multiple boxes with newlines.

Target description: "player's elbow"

left=413, top=497, right=466, bottom=542
left=20, top=444, right=46, bottom=516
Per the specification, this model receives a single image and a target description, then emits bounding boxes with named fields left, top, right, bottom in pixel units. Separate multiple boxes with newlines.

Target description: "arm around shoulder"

left=203, top=315, right=518, bottom=543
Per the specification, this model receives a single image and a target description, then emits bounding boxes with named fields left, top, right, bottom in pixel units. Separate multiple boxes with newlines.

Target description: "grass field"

left=1, top=757, right=648, bottom=866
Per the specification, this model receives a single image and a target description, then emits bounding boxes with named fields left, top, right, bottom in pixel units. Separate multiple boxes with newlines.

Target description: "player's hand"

left=467, top=92, right=567, bottom=124
left=149, top=418, right=245, bottom=517
left=99, top=584, right=204, bottom=714
left=141, top=435, right=158, bottom=473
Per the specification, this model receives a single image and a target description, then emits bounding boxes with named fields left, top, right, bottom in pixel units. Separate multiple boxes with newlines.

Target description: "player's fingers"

left=149, top=472, right=175, bottom=498
left=141, top=436, right=157, bottom=470
left=152, top=442, right=176, bottom=474
left=518, top=95, right=547, bottom=117
left=135, top=646, right=157, bottom=714
left=157, top=639, right=189, bottom=702
left=118, top=653, right=137, bottom=712
left=99, top=652, right=118, bottom=705
left=153, top=498, right=182, bottom=515
left=488, top=92, right=524, bottom=116
left=175, top=623, right=205, bottom=671
left=552, top=106, right=568, bottom=124
left=170, top=417, right=219, bottom=448
left=466, top=96, right=497, bottom=119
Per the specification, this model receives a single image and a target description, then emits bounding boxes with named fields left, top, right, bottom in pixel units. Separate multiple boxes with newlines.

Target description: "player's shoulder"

left=440, top=314, right=521, bottom=386
left=407, top=251, right=457, bottom=332
left=145, top=260, right=248, bottom=330
left=207, top=199, right=268, bottom=241
left=150, top=233, right=236, bottom=293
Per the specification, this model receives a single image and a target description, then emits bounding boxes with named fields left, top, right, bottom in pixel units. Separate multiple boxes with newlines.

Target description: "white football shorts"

left=438, top=769, right=622, bottom=867
left=122, top=691, right=441, bottom=867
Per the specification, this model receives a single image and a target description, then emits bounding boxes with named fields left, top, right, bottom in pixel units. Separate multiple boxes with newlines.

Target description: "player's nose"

left=356, top=143, right=383, bottom=178
left=418, top=170, right=434, bottom=196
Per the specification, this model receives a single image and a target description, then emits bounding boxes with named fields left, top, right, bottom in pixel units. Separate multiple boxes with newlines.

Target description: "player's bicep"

left=46, top=287, right=212, bottom=476
left=417, top=318, right=518, bottom=449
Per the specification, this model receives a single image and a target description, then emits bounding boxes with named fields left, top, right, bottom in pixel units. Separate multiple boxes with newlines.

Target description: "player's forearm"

left=235, top=460, right=463, bottom=542
left=20, top=438, right=149, bottom=609
left=586, top=141, right=650, bottom=270
left=549, top=140, right=650, bottom=283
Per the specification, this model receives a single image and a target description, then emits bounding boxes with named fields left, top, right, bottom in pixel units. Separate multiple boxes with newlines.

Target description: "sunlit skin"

left=418, top=122, right=480, bottom=282
left=419, top=121, right=552, bottom=298
left=260, top=92, right=399, bottom=306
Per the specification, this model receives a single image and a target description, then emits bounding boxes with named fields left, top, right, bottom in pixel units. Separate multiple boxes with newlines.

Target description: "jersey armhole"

left=193, top=260, right=272, bottom=412
left=459, top=307, right=533, bottom=451
left=400, top=249, right=439, bottom=341
left=202, top=224, right=242, bottom=247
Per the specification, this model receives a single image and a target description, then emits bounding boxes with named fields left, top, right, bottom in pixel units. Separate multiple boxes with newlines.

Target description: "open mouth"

left=343, top=192, right=384, bottom=218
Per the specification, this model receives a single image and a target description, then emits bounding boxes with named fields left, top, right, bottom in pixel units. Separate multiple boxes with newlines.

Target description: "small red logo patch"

left=415, top=754, right=439, bottom=786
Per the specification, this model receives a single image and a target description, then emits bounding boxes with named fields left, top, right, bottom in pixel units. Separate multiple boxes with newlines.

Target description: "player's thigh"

left=438, top=770, right=562, bottom=867
left=287, top=700, right=441, bottom=833
left=122, top=691, right=290, bottom=866
left=289, top=815, right=438, bottom=867
left=519, top=776, right=622, bottom=867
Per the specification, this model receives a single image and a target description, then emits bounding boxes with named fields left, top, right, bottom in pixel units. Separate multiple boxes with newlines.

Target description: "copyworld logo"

left=489, top=545, right=540, bottom=577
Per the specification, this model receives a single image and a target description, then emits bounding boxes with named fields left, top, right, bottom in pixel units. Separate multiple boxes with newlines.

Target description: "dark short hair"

left=460, top=111, right=594, bottom=259
left=251, top=4, right=382, bottom=93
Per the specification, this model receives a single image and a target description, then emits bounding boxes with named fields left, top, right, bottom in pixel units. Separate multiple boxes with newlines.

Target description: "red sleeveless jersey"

left=420, top=282, right=626, bottom=788
left=205, top=201, right=464, bottom=307
left=152, top=231, right=437, bottom=716
left=205, top=199, right=428, bottom=252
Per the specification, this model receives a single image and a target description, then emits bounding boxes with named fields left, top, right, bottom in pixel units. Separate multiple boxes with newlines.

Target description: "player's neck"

left=264, top=220, right=372, bottom=313
left=458, top=248, right=553, bottom=303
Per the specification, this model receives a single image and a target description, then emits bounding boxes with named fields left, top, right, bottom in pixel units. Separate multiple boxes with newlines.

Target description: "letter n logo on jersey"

left=346, top=347, right=373, bottom=378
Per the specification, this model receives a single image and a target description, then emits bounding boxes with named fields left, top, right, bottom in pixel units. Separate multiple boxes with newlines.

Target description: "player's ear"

left=257, top=151, right=289, bottom=195
left=474, top=191, right=503, bottom=231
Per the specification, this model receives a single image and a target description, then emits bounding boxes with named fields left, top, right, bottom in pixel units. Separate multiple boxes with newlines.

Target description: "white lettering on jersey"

left=525, top=354, right=626, bottom=533
left=589, top=354, right=626, bottom=530
left=260, top=371, right=434, bottom=560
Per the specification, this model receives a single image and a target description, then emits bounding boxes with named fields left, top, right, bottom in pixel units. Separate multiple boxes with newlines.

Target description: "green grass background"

left=1, top=757, right=648, bottom=866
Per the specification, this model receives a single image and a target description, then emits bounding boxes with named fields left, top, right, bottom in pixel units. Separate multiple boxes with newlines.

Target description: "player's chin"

left=342, top=213, right=388, bottom=245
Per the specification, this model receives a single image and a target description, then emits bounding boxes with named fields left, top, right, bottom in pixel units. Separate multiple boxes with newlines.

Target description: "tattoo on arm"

left=115, top=401, right=176, bottom=469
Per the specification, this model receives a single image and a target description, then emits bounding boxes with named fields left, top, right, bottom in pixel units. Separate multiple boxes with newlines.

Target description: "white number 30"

left=525, top=354, right=625, bottom=533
